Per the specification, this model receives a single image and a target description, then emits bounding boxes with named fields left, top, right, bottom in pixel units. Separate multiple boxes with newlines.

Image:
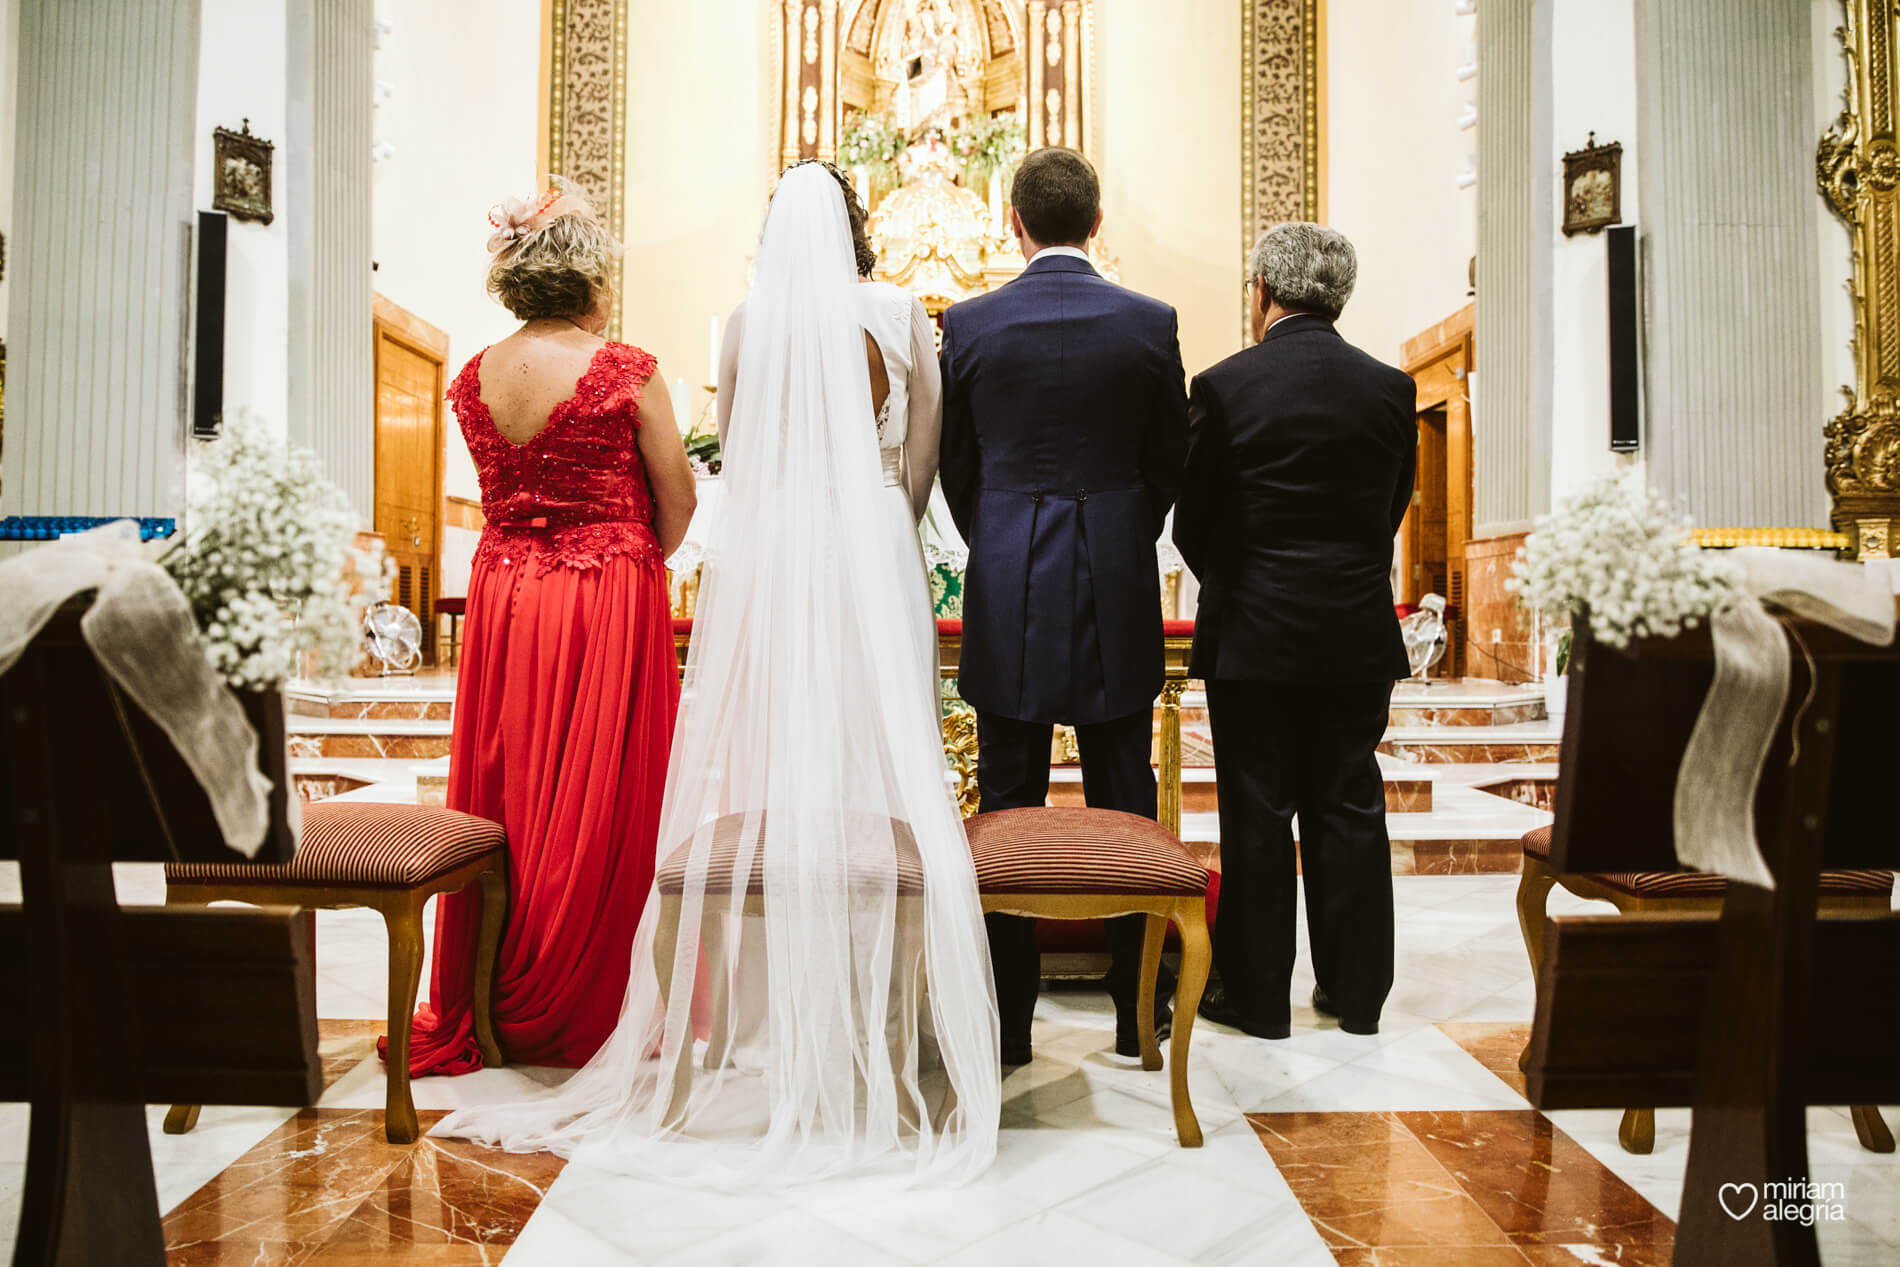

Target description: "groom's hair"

left=1010, top=148, right=1100, bottom=247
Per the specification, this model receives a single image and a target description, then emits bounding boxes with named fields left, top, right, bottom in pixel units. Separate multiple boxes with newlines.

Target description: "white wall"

left=1546, top=0, right=1641, bottom=504
left=1097, top=0, right=1242, bottom=378
left=617, top=0, right=774, bottom=421
left=1325, top=0, right=1477, bottom=368
left=368, top=0, right=542, bottom=510
left=197, top=0, right=290, bottom=431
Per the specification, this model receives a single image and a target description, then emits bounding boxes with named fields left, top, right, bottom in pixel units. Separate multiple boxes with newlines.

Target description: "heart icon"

left=1719, top=1182, right=1760, bottom=1221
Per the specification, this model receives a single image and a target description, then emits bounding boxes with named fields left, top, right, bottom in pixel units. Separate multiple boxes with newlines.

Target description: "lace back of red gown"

left=400, top=340, right=680, bottom=1077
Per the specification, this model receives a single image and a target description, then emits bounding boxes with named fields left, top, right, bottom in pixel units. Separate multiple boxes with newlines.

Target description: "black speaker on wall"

left=193, top=210, right=228, bottom=438
left=1607, top=223, right=1640, bottom=453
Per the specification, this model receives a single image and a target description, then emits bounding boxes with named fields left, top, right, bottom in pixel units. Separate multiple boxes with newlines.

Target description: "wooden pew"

left=0, top=599, right=320, bottom=1267
left=1526, top=610, right=1900, bottom=1265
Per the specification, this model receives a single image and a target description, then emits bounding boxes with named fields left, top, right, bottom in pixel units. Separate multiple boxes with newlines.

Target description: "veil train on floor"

left=432, top=163, right=1001, bottom=1185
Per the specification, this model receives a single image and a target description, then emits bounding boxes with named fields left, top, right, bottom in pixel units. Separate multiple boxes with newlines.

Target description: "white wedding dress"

left=433, top=164, right=1000, bottom=1186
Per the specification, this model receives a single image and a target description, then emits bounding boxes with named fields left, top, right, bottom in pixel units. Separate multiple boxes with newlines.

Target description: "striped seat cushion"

left=1589, top=868, right=1894, bottom=899
left=165, top=803, right=505, bottom=888
left=1520, top=827, right=1892, bottom=899
left=967, top=807, right=1207, bottom=897
left=655, top=812, right=926, bottom=898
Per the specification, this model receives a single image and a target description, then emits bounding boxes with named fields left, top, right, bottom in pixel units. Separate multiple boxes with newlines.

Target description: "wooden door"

left=372, top=296, right=449, bottom=664
left=1401, top=304, right=1476, bottom=677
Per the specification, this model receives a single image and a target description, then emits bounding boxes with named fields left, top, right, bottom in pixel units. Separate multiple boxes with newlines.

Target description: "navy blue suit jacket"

left=1173, top=315, right=1417, bottom=683
left=939, top=253, right=1189, bottom=725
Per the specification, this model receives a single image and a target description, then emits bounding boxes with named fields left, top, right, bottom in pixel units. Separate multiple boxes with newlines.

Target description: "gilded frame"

left=1241, top=0, right=1324, bottom=339
left=543, top=0, right=629, bottom=339
left=1560, top=132, right=1622, bottom=237
left=1818, top=0, right=1900, bottom=554
left=212, top=120, right=274, bottom=226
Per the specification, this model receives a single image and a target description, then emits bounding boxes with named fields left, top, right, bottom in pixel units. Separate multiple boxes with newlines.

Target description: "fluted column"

left=1027, top=1, right=1046, bottom=149
left=1061, top=2, right=1081, bottom=149
left=1, top=0, right=200, bottom=518
left=1635, top=0, right=1824, bottom=526
left=285, top=0, right=372, bottom=517
left=1472, top=0, right=1545, bottom=534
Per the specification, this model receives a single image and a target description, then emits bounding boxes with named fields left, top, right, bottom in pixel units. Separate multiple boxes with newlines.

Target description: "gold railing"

left=674, top=621, right=1197, bottom=838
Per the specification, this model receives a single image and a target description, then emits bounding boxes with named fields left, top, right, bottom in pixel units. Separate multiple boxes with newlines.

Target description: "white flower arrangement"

left=162, top=413, right=394, bottom=690
left=1507, top=473, right=1739, bottom=651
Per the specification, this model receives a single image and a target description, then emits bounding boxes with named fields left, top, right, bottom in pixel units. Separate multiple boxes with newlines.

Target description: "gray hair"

left=1250, top=222, right=1357, bottom=320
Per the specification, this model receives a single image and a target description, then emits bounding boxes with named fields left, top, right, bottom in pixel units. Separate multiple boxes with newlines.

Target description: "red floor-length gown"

left=401, top=341, right=680, bottom=1076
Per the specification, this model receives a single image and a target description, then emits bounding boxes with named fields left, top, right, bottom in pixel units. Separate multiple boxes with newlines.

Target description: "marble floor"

left=4, top=869, right=1896, bottom=1265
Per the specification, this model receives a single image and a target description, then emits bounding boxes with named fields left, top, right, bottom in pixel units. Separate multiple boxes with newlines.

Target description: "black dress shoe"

left=1001, top=1041, right=1033, bottom=1067
left=1313, top=985, right=1378, bottom=1034
left=1114, top=1010, right=1172, bottom=1058
left=1196, top=988, right=1290, bottom=1040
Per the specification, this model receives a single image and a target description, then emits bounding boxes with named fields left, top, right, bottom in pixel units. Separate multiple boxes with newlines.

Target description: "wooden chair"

left=649, top=812, right=930, bottom=1127
left=1525, top=610, right=1900, bottom=1262
left=161, top=801, right=508, bottom=1144
left=0, top=598, right=318, bottom=1266
left=965, top=806, right=1212, bottom=1147
left=435, top=595, right=467, bottom=668
left=1515, top=823, right=1894, bottom=1155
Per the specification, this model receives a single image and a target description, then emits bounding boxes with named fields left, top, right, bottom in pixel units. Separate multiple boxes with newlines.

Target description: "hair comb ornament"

left=485, top=176, right=588, bottom=254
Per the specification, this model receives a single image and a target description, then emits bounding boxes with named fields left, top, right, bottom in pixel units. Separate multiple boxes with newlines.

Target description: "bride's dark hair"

left=786, top=159, right=878, bottom=278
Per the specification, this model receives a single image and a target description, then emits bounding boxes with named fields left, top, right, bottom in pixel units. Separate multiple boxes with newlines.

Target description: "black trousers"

left=976, top=709, right=1176, bottom=1048
left=1205, top=678, right=1395, bottom=1031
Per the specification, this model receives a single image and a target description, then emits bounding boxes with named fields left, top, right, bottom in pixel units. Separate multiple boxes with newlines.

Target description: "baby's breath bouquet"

left=163, top=414, right=393, bottom=690
left=1508, top=473, right=1739, bottom=651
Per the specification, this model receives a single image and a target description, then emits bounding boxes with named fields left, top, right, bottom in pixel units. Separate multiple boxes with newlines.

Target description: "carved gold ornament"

left=942, top=705, right=980, bottom=818
left=1817, top=1, right=1900, bottom=546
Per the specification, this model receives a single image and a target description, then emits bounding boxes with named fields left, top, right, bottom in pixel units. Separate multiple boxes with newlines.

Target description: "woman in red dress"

left=400, top=182, right=697, bottom=1075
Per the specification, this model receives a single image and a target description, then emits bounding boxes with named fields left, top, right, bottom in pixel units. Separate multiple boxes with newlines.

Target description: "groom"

left=940, top=147, right=1189, bottom=1064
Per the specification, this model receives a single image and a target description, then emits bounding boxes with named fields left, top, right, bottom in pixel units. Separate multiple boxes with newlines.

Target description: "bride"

left=434, top=162, right=1000, bottom=1184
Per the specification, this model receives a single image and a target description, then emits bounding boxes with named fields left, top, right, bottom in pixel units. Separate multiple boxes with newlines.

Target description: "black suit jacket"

left=939, top=253, right=1189, bottom=725
left=1173, top=315, right=1417, bottom=683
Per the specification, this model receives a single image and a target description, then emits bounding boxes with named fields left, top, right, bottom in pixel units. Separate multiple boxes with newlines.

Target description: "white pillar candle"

left=674, top=377, right=693, bottom=434
left=988, top=170, right=1003, bottom=233
left=707, top=316, right=720, bottom=388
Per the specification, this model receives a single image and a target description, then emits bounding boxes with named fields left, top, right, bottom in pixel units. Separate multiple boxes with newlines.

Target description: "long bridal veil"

left=434, top=163, right=1001, bottom=1183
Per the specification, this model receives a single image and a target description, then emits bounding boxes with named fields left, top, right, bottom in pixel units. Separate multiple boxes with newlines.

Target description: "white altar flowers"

left=163, top=414, right=391, bottom=690
left=1508, top=473, right=1739, bottom=647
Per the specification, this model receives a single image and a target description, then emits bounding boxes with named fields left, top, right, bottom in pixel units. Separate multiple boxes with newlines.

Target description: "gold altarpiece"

left=1820, top=0, right=1900, bottom=556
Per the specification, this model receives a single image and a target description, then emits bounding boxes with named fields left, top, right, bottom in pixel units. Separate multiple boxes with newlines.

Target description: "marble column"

left=1, top=0, right=200, bottom=518
left=285, top=0, right=373, bottom=517
left=1635, top=0, right=1825, bottom=526
left=1472, top=0, right=1546, bottom=536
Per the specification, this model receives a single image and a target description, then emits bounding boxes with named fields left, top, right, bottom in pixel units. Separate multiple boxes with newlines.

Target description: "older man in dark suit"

left=1174, top=223, right=1417, bottom=1039
left=940, top=147, right=1189, bottom=1065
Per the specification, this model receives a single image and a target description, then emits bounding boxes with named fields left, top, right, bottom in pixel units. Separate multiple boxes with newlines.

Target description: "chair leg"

left=381, top=893, right=427, bottom=1144
left=161, top=884, right=205, bottom=1134
left=1136, top=913, right=1165, bottom=1071
left=1851, top=1105, right=1895, bottom=1153
left=1515, top=854, right=1558, bottom=1074
left=653, top=896, right=693, bottom=1127
left=702, top=914, right=733, bottom=1071
left=890, top=898, right=927, bottom=1133
left=470, top=866, right=508, bottom=1068
left=1168, top=900, right=1210, bottom=1148
left=1618, top=1107, right=1655, bottom=1155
